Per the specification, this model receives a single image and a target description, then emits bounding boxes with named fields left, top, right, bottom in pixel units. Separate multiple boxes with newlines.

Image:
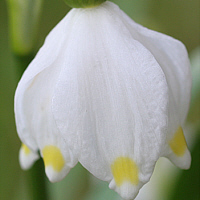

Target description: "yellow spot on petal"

left=169, top=127, right=187, bottom=156
left=22, top=143, right=31, bottom=155
left=111, top=157, right=139, bottom=186
left=42, top=145, right=65, bottom=172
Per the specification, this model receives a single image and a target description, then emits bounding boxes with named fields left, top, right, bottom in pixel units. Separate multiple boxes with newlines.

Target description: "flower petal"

left=114, top=2, right=192, bottom=169
left=19, top=143, right=39, bottom=170
left=166, top=127, right=191, bottom=169
left=14, top=8, right=84, bottom=149
left=15, top=47, right=78, bottom=182
left=52, top=4, right=168, bottom=198
left=14, top=2, right=191, bottom=199
left=41, top=145, right=71, bottom=182
left=117, top=2, right=191, bottom=122
left=14, top=9, right=85, bottom=181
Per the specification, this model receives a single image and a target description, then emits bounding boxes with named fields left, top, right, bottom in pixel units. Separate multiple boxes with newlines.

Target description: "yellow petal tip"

left=21, top=143, right=31, bottom=155
left=42, top=145, right=65, bottom=172
left=169, top=127, right=187, bottom=156
left=111, top=157, right=139, bottom=186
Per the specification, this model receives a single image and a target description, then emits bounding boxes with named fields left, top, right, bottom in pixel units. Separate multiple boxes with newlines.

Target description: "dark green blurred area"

left=0, top=0, right=199, bottom=200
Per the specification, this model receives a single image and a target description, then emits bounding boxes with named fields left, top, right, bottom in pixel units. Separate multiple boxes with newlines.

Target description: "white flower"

left=14, top=1, right=191, bottom=200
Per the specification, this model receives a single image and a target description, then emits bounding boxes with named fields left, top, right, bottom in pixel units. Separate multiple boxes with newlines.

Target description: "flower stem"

left=7, top=0, right=48, bottom=198
left=14, top=54, right=35, bottom=76
left=26, top=158, right=48, bottom=200
left=14, top=54, right=48, bottom=200
left=7, top=0, right=43, bottom=56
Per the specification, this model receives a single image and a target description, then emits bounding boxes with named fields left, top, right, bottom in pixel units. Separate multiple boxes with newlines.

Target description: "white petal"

left=14, top=8, right=83, bottom=148
left=14, top=10, right=82, bottom=181
left=18, top=63, right=78, bottom=181
left=112, top=2, right=191, bottom=168
left=14, top=1, right=191, bottom=199
left=19, top=144, right=39, bottom=170
left=115, top=2, right=191, bottom=124
left=52, top=3, right=168, bottom=199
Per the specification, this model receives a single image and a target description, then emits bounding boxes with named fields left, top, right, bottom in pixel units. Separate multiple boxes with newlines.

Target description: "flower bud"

left=63, top=0, right=106, bottom=8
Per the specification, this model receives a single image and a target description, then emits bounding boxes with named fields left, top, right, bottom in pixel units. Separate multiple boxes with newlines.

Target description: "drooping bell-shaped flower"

left=14, top=1, right=191, bottom=199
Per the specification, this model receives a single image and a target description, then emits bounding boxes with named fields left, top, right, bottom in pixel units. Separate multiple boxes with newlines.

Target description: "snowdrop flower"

left=14, top=1, right=191, bottom=199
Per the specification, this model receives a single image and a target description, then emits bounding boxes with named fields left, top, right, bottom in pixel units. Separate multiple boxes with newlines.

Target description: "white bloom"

left=14, top=1, right=191, bottom=199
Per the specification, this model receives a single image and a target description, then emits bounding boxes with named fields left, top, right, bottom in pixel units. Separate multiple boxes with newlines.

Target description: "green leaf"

left=6, top=0, right=43, bottom=55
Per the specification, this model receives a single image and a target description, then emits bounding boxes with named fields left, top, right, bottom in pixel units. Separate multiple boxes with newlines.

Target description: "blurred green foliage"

left=7, top=0, right=43, bottom=55
left=170, top=133, right=200, bottom=200
left=0, top=0, right=199, bottom=200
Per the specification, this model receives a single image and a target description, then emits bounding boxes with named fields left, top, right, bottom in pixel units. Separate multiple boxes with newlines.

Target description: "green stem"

left=14, top=54, right=35, bottom=76
left=14, top=55, right=48, bottom=200
left=7, top=0, right=43, bottom=56
left=7, top=0, right=47, bottom=198
left=26, top=158, right=48, bottom=200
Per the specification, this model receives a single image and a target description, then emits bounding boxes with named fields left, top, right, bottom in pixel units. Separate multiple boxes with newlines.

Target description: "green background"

left=0, top=0, right=199, bottom=199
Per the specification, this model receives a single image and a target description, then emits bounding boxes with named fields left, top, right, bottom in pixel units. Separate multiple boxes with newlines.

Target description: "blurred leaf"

left=170, top=132, right=200, bottom=200
left=112, top=0, right=200, bottom=52
left=37, top=0, right=70, bottom=49
left=47, top=163, right=89, bottom=200
left=6, top=0, right=43, bottom=55
left=112, top=0, right=155, bottom=26
left=187, top=47, right=200, bottom=125
left=148, top=0, right=200, bottom=52
left=13, top=159, right=49, bottom=200
left=82, top=175, right=122, bottom=200
left=0, top=1, right=21, bottom=200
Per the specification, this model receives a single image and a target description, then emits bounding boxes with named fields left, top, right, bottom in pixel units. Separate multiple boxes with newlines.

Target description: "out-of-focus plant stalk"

left=7, top=0, right=43, bottom=56
left=27, top=159, right=49, bottom=200
left=6, top=0, right=48, bottom=200
left=187, top=47, right=200, bottom=126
